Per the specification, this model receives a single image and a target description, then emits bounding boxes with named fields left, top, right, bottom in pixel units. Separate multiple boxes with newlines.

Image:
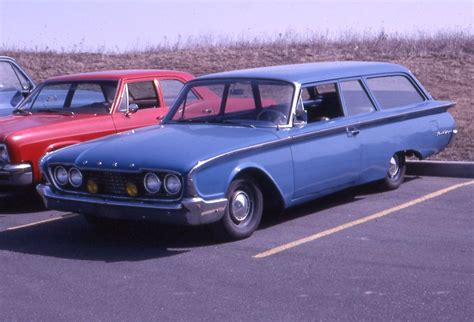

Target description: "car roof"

left=197, top=61, right=410, bottom=84
left=46, top=69, right=193, bottom=82
left=0, top=56, right=17, bottom=62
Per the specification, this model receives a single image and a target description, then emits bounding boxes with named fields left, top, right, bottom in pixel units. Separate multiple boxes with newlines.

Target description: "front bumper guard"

left=36, top=184, right=227, bottom=226
left=0, top=163, right=33, bottom=186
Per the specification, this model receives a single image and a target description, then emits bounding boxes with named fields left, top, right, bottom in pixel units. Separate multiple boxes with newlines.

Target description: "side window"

left=302, top=83, right=344, bottom=123
left=160, top=79, right=184, bottom=106
left=127, top=81, right=159, bottom=110
left=366, top=75, right=424, bottom=109
left=0, top=62, right=22, bottom=91
left=340, top=80, right=375, bottom=116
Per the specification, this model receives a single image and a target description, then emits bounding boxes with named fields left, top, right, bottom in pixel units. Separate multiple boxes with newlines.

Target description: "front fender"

left=190, top=145, right=293, bottom=205
left=45, top=140, right=81, bottom=153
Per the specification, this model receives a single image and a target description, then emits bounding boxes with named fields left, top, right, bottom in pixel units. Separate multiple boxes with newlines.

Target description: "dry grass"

left=2, top=31, right=472, bottom=160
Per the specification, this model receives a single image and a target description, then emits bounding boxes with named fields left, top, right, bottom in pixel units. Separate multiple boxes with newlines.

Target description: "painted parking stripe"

left=254, top=180, right=474, bottom=259
left=6, top=213, right=78, bottom=231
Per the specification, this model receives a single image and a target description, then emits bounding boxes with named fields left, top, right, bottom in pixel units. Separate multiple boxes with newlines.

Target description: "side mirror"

left=126, top=103, right=139, bottom=116
left=21, top=85, right=33, bottom=98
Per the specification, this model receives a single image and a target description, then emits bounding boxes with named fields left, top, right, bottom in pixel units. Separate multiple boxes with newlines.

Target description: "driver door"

left=289, top=82, right=361, bottom=200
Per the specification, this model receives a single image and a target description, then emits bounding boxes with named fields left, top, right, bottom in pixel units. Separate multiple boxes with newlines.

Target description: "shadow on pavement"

left=0, top=189, right=45, bottom=214
left=0, top=177, right=421, bottom=260
left=0, top=214, right=218, bottom=262
left=260, top=176, right=420, bottom=228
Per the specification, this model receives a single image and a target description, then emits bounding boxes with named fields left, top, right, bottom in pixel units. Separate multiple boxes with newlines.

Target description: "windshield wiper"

left=173, top=119, right=206, bottom=124
left=34, top=109, right=75, bottom=116
left=220, top=120, right=256, bottom=128
left=12, top=108, right=32, bottom=116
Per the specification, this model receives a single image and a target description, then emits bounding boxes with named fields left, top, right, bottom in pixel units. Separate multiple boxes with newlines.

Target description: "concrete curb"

left=406, top=160, right=474, bottom=179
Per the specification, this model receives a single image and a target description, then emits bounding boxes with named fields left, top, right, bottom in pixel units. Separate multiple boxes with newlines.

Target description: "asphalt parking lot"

left=0, top=176, right=473, bottom=321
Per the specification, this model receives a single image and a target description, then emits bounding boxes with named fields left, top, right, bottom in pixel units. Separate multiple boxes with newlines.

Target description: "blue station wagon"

left=37, top=62, right=456, bottom=240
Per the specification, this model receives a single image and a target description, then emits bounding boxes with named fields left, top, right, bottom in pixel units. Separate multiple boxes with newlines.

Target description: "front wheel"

left=212, top=177, right=263, bottom=240
left=380, top=153, right=406, bottom=190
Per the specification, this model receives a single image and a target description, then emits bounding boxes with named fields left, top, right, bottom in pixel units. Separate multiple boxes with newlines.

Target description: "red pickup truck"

left=0, top=69, right=194, bottom=192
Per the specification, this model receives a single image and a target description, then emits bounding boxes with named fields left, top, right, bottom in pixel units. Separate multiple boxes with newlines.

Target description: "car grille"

left=83, top=170, right=141, bottom=197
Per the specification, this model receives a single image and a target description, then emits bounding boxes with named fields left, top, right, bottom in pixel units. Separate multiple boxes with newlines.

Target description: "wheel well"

left=234, top=168, right=284, bottom=216
left=403, top=149, right=422, bottom=160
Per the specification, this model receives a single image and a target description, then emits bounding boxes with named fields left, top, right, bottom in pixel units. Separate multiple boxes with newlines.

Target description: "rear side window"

left=160, top=79, right=184, bottom=106
left=340, top=80, right=375, bottom=116
left=366, top=75, right=424, bottom=109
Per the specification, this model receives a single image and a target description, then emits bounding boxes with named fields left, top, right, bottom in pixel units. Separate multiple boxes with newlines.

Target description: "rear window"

left=366, top=75, right=424, bottom=109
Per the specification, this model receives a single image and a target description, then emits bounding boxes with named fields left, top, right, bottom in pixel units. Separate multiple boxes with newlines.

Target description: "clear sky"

left=0, top=0, right=472, bottom=52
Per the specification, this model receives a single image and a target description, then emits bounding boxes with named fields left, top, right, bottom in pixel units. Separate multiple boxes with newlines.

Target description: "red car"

left=0, top=69, right=194, bottom=192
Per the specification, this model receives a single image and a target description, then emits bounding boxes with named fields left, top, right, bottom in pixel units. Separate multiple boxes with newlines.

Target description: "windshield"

left=17, top=81, right=118, bottom=114
left=166, top=79, right=295, bottom=127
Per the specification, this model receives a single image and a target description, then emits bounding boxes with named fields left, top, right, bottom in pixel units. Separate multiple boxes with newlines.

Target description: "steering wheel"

left=256, top=109, right=287, bottom=125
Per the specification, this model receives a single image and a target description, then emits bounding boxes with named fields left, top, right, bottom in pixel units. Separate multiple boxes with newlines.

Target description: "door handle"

left=346, top=127, right=360, bottom=137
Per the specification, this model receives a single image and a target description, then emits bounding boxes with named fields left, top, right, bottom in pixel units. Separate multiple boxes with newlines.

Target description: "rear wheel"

left=212, top=177, right=263, bottom=240
left=380, top=153, right=406, bottom=190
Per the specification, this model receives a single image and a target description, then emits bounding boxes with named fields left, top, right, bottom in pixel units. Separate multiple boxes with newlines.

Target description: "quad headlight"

left=54, top=166, right=68, bottom=186
left=0, top=144, right=10, bottom=163
left=144, top=172, right=162, bottom=194
left=164, top=174, right=182, bottom=195
left=68, top=167, right=83, bottom=187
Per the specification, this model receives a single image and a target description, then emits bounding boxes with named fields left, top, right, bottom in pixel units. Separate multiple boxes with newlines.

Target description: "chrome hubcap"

left=388, top=156, right=400, bottom=178
left=230, top=190, right=252, bottom=223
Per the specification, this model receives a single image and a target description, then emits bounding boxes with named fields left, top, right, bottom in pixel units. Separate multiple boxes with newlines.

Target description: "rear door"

left=112, top=78, right=166, bottom=132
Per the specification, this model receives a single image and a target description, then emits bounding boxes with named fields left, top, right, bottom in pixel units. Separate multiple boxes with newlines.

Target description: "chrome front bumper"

left=0, top=163, right=33, bottom=186
left=36, top=184, right=227, bottom=226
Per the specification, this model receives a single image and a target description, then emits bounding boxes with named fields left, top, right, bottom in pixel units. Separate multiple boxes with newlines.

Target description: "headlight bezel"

left=0, top=144, right=10, bottom=164
left=164, top=174, right=182, bottom=195
left=68, top=167, right=83, bottom=188
left=54, top=166, right=69, bottom=186
left=143, top=172, right=162, bottom=194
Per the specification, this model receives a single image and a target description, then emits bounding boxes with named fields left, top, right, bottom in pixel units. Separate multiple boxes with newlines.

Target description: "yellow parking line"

left=254, top=180, right=474, bottom=259
left=6, top=213, right=78, bottom=231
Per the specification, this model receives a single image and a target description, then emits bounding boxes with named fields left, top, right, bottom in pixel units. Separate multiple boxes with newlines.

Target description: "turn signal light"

left=126, top=182, right=138, bottom=197
left=87, top=179, right=99, bottom=194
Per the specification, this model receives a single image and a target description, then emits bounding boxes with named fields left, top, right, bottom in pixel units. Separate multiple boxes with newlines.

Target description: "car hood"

left=0, top=113, right=94, bottom=142
left=44, top=124, right=280, bottom=173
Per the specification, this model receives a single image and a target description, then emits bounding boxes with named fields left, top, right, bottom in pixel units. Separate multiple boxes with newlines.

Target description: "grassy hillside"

left=2, top=32, right=472, bottom=160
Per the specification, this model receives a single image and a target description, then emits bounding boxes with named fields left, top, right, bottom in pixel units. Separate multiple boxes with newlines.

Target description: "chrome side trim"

left=447, top=129, right=458, bottom=147
left=186, top=102, right=455, bottom=196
